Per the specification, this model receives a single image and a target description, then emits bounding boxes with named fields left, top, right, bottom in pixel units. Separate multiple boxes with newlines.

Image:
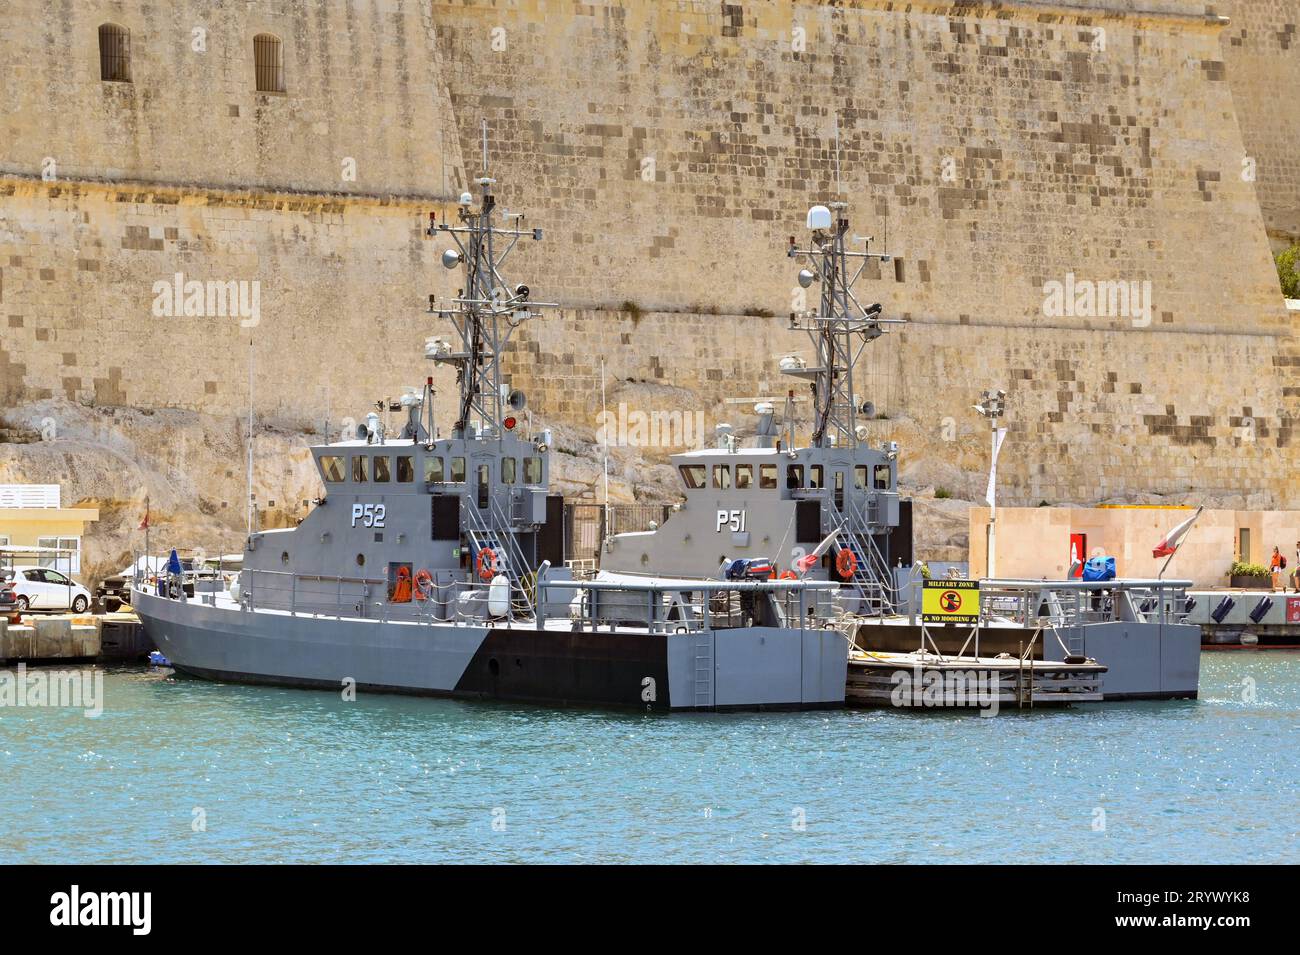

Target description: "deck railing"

left=141, top=554, right=843, bottom=634
left=978, top=578, right=1194, bottom=629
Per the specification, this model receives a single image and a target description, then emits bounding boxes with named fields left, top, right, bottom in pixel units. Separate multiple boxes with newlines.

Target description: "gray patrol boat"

left=133, top=161, right=848, bottom=711
left=602, top=199, right=1202, bottom=705
left=603, top=200, right=906, bottom=616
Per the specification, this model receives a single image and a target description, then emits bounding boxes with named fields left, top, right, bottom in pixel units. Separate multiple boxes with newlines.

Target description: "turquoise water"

left=1, top=653, right=1297, bottom=864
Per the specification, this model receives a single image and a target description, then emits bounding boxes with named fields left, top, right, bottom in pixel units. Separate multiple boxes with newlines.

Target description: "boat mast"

left=786, top=204, right=901, bottom=448
left=427, top=122, right=557, bottom=439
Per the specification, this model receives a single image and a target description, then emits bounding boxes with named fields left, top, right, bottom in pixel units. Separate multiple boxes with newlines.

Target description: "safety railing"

left=979, top=578, right=1194, bottom=629
left=140, top=553, right=848, bottom=636
left=542, top=575, right=843, bottom=634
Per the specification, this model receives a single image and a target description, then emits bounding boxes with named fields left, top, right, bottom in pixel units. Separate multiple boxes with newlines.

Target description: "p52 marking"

left=351, top=503, right=386, bottom=528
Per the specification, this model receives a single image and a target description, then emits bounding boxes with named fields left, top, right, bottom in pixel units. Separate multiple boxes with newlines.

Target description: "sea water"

left=0, top=653, right=1295, bottom=864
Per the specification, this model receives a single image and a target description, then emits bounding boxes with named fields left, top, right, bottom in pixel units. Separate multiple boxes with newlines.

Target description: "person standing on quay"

left=1270, top=546, right=1285, bottom=591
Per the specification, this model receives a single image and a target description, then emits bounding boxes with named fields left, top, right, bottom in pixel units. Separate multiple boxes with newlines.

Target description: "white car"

left=1, top=566, right=91, bottom=613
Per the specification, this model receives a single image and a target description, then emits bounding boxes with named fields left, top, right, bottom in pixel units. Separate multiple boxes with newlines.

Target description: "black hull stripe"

left=172, top=662, right=673, bottom=711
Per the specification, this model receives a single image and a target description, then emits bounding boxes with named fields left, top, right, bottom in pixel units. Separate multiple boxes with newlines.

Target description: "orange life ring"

left=836, top=549, right=857, bottom=579
left=476, top=547, right=497, bottom=581
left=414, top=568, right=435, bottom=600
left=779, top=570, right=797, bottom=580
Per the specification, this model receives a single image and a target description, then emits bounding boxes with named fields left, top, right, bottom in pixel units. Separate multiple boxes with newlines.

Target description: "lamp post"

left=974, top=390, right=1007, bottom=579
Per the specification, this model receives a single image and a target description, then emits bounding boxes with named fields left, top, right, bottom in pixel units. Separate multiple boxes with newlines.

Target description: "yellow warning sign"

left=921, top=579, right=980, bottom=624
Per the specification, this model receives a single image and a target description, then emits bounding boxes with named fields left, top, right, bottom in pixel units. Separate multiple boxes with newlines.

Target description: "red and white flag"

left=138, top=499, right=150, bottom=531
left=1152, top=505, right=1202, bottom=558
left=795, top=526, right=842, bottom=575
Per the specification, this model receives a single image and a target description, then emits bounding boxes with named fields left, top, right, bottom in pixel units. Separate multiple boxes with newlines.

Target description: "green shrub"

left=1276, top=243, right=1300, bottom=300
left=1229, top=561, right=1270, bottom=578
left=935, top=487, right=951, bottom=499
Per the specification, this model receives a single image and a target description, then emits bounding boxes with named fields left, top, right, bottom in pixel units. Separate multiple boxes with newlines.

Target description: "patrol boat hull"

left=135, top=590, right=847, bottom=711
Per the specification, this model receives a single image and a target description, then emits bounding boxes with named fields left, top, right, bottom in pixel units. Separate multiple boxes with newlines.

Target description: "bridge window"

left=396, top=456, right=414, bottom=483
left=320, top=455, right=345, bottom=483
left=854, top=465, right=868, bottom=489
left=874, top=465, right=890, bottom=489
left=786, top=465, right=803, bottom=489
left=809, top=465, right=824, bottom=489
left=373, top=456, right=391, bottom=483
left=254, top=33, right=285, bottom=93
left=99, top=24, right=131, bottom=83
left=449, top=457, right=466, bottom=483
left=523, top=457, right=542, bottom=484
left=502, top=457, right=517, bottom=484
left=759, top=464, right=777, bottom=489
left=735, top=464, right=753, bottom=489
left=712, top=465, right=731, bottom=490
left=424, top=457, right=444, bottom=483
left=351, top=456, right=368, bottom=482
left=679, top=465, right=706, bottom=489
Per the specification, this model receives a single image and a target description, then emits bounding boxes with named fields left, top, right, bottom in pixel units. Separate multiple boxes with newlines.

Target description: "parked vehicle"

left=0, top=566, right=92, bottom=613
left=0, top=580, right=17, bottom=621
left=94, top=573, right=132, bottom=612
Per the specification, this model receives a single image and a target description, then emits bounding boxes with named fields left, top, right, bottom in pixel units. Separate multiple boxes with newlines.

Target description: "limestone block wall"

left=0, top=0, right=1296, bottom=524
left=431, top=0, right=1286, bottom=337
left=1219, top=0, right=1300, bottom=243
left=0, top=0, right=462, bottom=197
left=503, top=308, right=1297, bottom=506
left=0, top=179, right=461, bottom=424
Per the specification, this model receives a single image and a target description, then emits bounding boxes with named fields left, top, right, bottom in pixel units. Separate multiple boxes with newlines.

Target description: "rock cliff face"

left=2, top=0, right=1298, bottom=582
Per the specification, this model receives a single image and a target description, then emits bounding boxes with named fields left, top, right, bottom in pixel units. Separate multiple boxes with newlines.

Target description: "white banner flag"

left=985, top=428, right=1008, bottom=507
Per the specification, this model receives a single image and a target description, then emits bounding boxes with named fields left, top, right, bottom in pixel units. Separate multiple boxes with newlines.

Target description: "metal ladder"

left=827, top=499, right=898, bottom=616
left=693, top=631, right=715, bottom=709
left=461, top=500, right=529, bottom=612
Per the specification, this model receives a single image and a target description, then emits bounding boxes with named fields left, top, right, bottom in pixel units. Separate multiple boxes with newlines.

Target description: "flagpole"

left=1158, top=505, right=1203, bottom=580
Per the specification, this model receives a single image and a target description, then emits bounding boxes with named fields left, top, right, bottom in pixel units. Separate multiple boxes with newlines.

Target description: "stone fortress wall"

left=0, top=0, right=1297, bottom=526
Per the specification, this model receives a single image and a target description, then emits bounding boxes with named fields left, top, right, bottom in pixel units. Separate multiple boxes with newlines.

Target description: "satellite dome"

left=806, top=205, right=832, bottom=230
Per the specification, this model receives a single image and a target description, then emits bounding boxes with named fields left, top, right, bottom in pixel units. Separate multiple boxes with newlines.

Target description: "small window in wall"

left=351, top=456, right=368, bottom=482
left=36, top=537, right=81, bottom=574
left=680, top=465, right=707, bottom=489
left=373, top=456, right=391, bottom=483
left=424, top=457, right=444, bottom=483
left=254, top=33, right=285, bottom=93
left=320, top=455, right=345, bottom=483
left=759, top=464, right=777, bottom=489
left=854, top=465, right=868, bottom=489
left=99, top=24, right=131, bottom=83
left=735, top=464, right=753, bottom=489
left=502, top=457, right=517, bottom=484
left=449, top=457, right=466, bottom=483
left=786, top=465, right=803, bottom=489
left=523, top=457, right=542, bottom=484
left=809, top=465, right=824, bottom=489
left=874, top=465, right=890, bottom=490
left=396, top=456, right=414, bottom=483
left=712, top=465, right=731, bottom=490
